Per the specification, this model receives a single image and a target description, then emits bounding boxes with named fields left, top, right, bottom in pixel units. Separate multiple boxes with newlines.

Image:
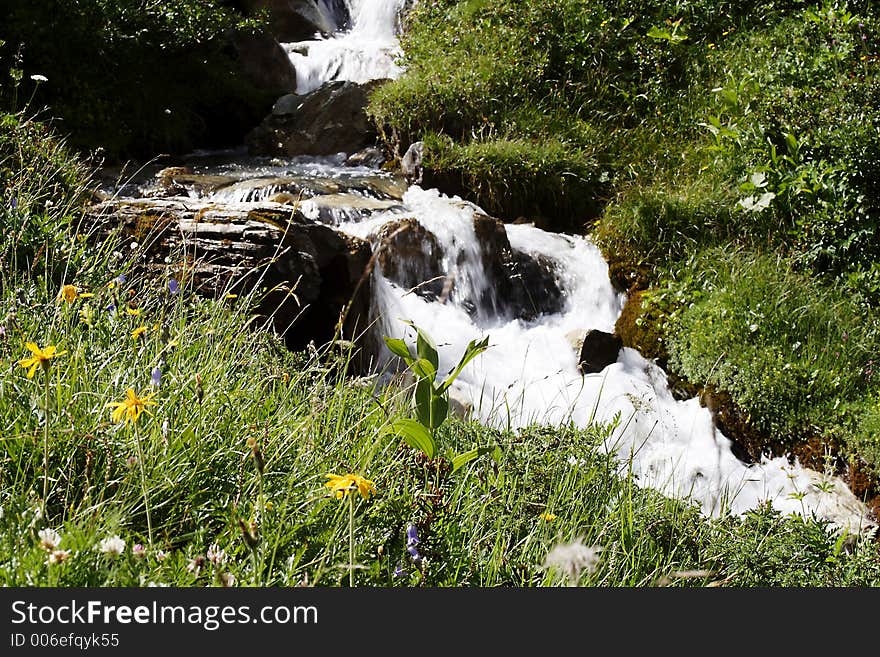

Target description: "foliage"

left=0, top=0, right=271, bottom=158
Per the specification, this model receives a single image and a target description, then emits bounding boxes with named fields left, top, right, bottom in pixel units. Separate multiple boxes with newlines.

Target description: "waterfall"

left=285, top=0, right=408, bottom=94
left=337, top=186, right=873, bottom=534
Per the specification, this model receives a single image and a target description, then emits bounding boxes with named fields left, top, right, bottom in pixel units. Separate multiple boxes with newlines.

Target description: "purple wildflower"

left=393, top=565, right=407, bottom=578
left=10, top=197, right=17, bottom=210
left=406, top=524, right=421, bottom=560
left=115, top=273, right=127, bottom=284
left=106, top=303, right=116, bottom=313
left=151, top=366, right=162, bottom=388
left=168, top=279, right=179, bottom=295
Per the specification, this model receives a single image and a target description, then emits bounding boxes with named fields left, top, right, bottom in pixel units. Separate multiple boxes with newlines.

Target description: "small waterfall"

left=285, top=0, right=408, bottom=94
left=337, top=186, right=873, bottom=533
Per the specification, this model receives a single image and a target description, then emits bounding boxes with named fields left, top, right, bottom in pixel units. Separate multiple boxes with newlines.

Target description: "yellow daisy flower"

left=58, top=284, right=78, bottom=304
left=19, top=343, right=67, bottom=378
left=539, top=512, right=557, bottom=522
left=324, top=473, right=376, bottom=500
left=131, top=326, right=148, bottom=341
left=107, top=388, right=157, bottom=424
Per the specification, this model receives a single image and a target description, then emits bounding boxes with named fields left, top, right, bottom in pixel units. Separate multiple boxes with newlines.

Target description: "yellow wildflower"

left=131, top=326, right=148, bottom=341
left=19, top=343, right=67, bottom=378
left=58, top=284, right=78, bottom=304
left=107, top=388, right=157, bottom=424
left=325, top=473, right=375, bottom=500
left=539, top=512, right=557, bottom=522
left=126, top=307, right=141, bottom=317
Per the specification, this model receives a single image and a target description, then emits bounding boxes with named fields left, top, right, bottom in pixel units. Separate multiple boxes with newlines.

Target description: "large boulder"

left=374, top=218, right=445, bottom=299
left=231, top=31, right=297, bottom=95
left=83, top=197, right=372, bottom=352
left=234, top=1, right=344, bottom=41
left=566, top=329, right=622, bottom=374
left=246, top=81, right=382, bottom=157
left=472, top=211, right=564, bottom=320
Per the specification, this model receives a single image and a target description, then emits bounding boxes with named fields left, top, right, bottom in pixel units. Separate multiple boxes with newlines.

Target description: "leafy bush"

left=665, top=250, right=880, bottom=448
left=0, top=0, right=271, bottom=158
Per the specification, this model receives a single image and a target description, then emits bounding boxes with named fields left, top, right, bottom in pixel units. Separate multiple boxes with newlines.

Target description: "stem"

left=132, top=423, right=153, bottom=546
left=42, top=369, right=50, bottom=518
left=349, top=493, right=354, bottom=588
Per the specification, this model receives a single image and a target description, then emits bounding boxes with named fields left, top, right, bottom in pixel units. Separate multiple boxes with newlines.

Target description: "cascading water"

left=337, top=187, right=873, bottom=533
left=285, top=0, right=408, bottom=94
left=108, top=0, right=873, bottom=535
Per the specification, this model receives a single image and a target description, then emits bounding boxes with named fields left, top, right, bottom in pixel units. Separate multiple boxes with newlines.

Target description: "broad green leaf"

left=415, top=379, right=448, bottom=429
left=403, top=320, right=439, bottom=371
left=409, top=357, right=437, bottom=380
left=451, top=446, right=497, bottom=473
left=440, top=335, right=490, bottom=392
left=384, top=336, right=412, bottom=360
left=381, top=418, right=436, bottom=459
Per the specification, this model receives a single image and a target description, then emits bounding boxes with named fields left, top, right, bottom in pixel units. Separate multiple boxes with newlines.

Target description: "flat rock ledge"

left=83, top=197, right=373, bottom=352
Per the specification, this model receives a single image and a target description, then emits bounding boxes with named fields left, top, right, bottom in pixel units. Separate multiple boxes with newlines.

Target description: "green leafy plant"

left=382, top=321, right=495, bottom=471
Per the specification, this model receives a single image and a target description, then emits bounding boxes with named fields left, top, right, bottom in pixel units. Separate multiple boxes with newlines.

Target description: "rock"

left=83, top=197, right=372, bottom=352
left=373, top=218, right=446, bottom=299
left=448, top=388, right=474, bottom=420
left=472, top=211, right=564, bottom=320
left=235, top=0, right=341, bottom=41
left=568, top=329, right=622, bottom=374
left=246, top=81, right=382, bottom=157
left=400, top=141, right=424, bottom=184
left=346, top=147, right=387, bottom=168
left=300, top=194, right=402, bottom=224
left=231, top=31, right=297, bottom=95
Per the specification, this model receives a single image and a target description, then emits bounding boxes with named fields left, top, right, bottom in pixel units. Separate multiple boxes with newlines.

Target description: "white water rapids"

left=338, top=187, right=874, bottom=533
left=284, top=0, right=408, bottom=94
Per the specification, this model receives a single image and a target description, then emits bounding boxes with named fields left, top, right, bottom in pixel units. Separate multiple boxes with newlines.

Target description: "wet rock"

left=231, top=31, right=297, bottom=95
left=346, top=147, right=388, bottom=169
left=568, top=329, right=622, bottom=374
left=472, top=212, right=563, bottom=320
left=83, top=197, right=372, bottom=352
left=300, top=194, right=402, bottom=224
left=401, top=141, right=424, bottom=184
left=246, top=81, right=382, bottom=157
left=235, top=0, right=340, bottom=41
left=373, top=218, right=446, bottom=299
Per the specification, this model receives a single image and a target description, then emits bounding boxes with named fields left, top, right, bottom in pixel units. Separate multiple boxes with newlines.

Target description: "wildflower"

left=10, top=197, right=17, bottom=210
left=325, top=473, right=375, bottom=500
left=131, top=326, right=148, bottom=341
left=132, top=543, right=147, bottom=558
left=187, top=555, right=205, bottom=575
left=126, top=307, right=141, bottom=317
left=156, top=550, right=169, bottom=561
left=19, top=343, right=66, bottom=378
left=195, top=373, right=203, bottom=404
left=107, top=388, right=157, bottom=424
left=543, top=538, right=602, bottom=586
left=126, top=455, right=138, bottom=468
left=98, top=535, right=126, bottom=556
left=151, top=366, right=162, bottom=388
left=38, top=528, right=61, bottom=551
left=30, top=74, right=48, bottom=82
left=168, top=279, right=179, bottom=295
left=46, top=549, right=71, bottom=565
left=207, top=543, right=226, bottom=566
left=406, top=525, right=421, bottom=561
left=218, top=572, right=236, bottom=587
left=393, top=565, right=407, bottom=578
left=58, top=284, right=79, bottom=304
left=106, top=303, right=117, bottom=313
left=539, top=512, right=557, bottom=522
left=115, top=273, right=127, bottom=285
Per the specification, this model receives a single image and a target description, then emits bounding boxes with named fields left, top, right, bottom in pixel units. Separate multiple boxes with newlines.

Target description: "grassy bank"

left=3, top=111, right=880, bottom=586
left=369, top=1, right=880, bottom=488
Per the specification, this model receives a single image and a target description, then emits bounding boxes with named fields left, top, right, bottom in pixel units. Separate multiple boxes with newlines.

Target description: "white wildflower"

left=30, top=74, right=48, bottom=82
left=98, top=535, right=126, bottom=556
left=543, top=538, right=602, bottom=586
left=46, top=549, right=71, bottom=565
left=218, top=571, right=236, bottom=587
left=38, top=528, right=61, bottom=551
left=207, top=543, right=226, bottom=566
